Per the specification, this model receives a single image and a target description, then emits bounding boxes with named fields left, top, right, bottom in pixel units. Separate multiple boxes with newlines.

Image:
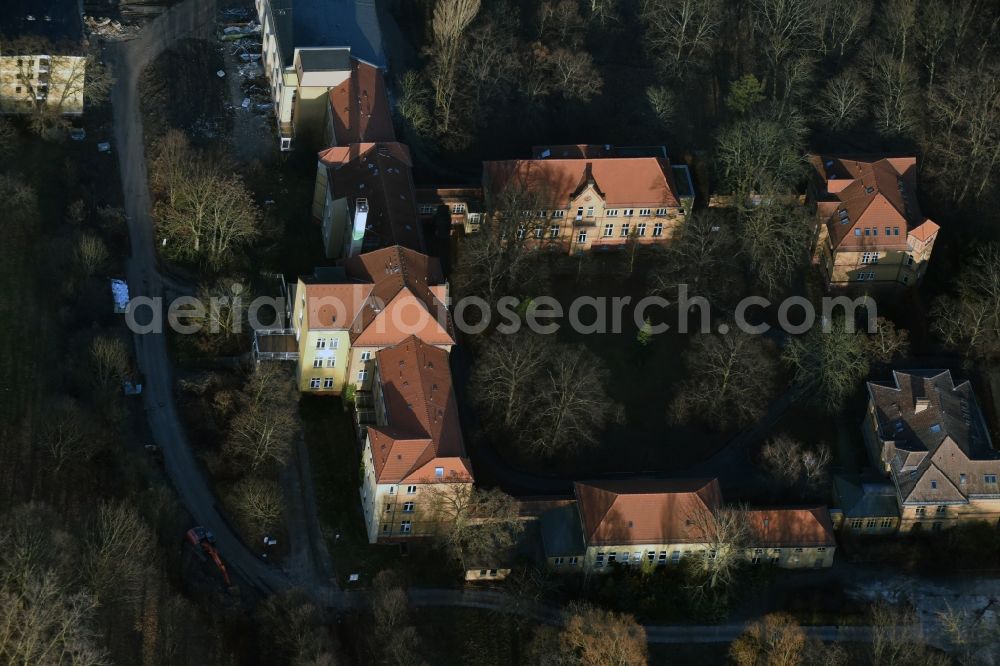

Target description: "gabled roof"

left=341, top=246, right=454, bottom=346
left=744, top=507, right=836, bottom=548
left=368, top=336, right=471, bottom=484
left=483, top=154, right=681, bottom=208
left=868, top=370, right=1000, bottom=504
left=573, top=479, right=722, bottom=546
left=326, top=58, right=394, bottom=145
left=319, top=142, right=424, bottom=254
left=809, top=155, right=937, bottom=251
left=297, top=246, right=453, bottom=345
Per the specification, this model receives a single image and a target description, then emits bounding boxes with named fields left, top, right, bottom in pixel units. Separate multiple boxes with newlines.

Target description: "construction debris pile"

left=84, top=16, right=141, bottom=40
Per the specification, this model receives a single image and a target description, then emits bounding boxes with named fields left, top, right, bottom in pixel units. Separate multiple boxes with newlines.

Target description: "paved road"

left=110, top=0, right=290, bottom=595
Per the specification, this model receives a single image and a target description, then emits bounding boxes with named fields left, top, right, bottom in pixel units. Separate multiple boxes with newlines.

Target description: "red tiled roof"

left=744, top=507, right=836, bottom=548
left=809, top=155, right=936, bottom=251
left=368, top=336, right=471, bottom=484
left=483, top=156, right=681, bottom=207
left=341, top=245, right=454, bottom=347
left=573, top=479, right=722, bottom=546
left=327, top=58, right=395, bottom=145
left=320, top=142, right=424, bottom=253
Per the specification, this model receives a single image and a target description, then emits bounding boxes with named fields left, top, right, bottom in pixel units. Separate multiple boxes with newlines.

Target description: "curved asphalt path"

left=110, top=0, right=289, bottom=595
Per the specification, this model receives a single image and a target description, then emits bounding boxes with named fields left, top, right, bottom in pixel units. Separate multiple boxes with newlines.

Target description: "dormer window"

left=435, top=467, right=444, bottom=478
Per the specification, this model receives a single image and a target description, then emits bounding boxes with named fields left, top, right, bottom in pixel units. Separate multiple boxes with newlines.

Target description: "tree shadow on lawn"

left=531, top=268, right=735, bottom=477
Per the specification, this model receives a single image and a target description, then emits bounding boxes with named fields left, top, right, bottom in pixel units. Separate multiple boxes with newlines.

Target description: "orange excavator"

left=185, top=526, right=232, bottom=587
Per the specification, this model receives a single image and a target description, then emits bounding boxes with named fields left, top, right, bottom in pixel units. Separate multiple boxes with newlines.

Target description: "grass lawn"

left=300, top=395, right=462, bottom=587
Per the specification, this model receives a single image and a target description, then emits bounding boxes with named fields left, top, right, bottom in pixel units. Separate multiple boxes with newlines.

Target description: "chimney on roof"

left=584, top=162, right=594, bottom=185
left=915, top=397, right=930, bottom=413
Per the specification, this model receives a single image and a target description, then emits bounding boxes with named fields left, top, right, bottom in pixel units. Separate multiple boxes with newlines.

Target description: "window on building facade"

left=576, top=207, right=584, bottom=218
left=534, top=227, right=543, bottom=239
left=537, top=210, right=547, bottom=218
left=419, top=205, right=436, bottom=214
left=639, top=208, right=651, bottom=216
left=632, top=552, right=641, bottom=563
left=885, top=227, right=891, bottom=236
left=326, top=356, right=336, bottom=368
left=893, top=227, right=900, bottom=235
left=752, top=549, right=763, bottom=563
left=309, top=377, right=321, bottom=389
left=603, top=224, right=614, bottom=237
left=646, top=551, right=655, bottom=562
left=620, top=224, right=630, bottom=237
left=880, top=518, right=893, bottom=528
left=987, top=474, right=998, bottom=484
left=658, top=551, right=667, bottom=563
left=586, top=206, right=594, bottom=217
left=862, top=252, right=879, bottom=264
left=653, top=223, right=663, bottom=237
left=606, top=209, right=618, bottom=217
left=406, top=485, right=417, bottom=494
left=607, top=552, right=617, bottom=563
left=316, top=338, right=326, bottom=349
left=851, top=519, right=863, bottom=529
left=517, top=227, right=526, bottom=240
left=623, top=208, right=634, bottom=216
left=552, top=210, right=565, bottom=218
left=865, top=519, right=877, bottom=528
left=577, top=230, right=587, bottom=244
left=322, top=378, right=334, bottom=389
left=936, top=505, right=947, bottom=515
left=656, top=208, right=667, bottom=216
left=403, top=502, right=414, bottom=512
left=855, top=229, right=862, bottom=236
left=400, top=521, right=411, bottom=533
left=550, top=225, right=560, bottom=238
left=360, top=351, right=372, bottom=361
left=452, top=204, right=466, bottom=213
left=637, top=223, right=646, bottom=236
left=313, top=358, right=323, bottom=368
left=595, top=553, right=604, bottom=567
left=671, top=551, right=681, bottom=563
left=915, top=506, right=926, bottom=516
left=569, top=556, right=578, bottom=566
left=554, top=557, right=564, bottom=566
left=357, top=369, right=368, bottom=382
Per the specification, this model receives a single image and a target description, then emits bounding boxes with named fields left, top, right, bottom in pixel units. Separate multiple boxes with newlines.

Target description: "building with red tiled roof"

left=482, top=145, right=694, bottom=253
left=323, top=57, right=394, bottom=146
left=537, top=479, right=836, bottom=572
left=314, top=142, right=425, bottom=258
left=288, top=246, right=454, bottom=394
left=359, top=336, right=473, bottom=543
left=808, top=155, right=938, bottom=288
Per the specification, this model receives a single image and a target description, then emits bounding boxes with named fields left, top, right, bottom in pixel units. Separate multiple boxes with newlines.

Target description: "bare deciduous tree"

left=89, top=336, right=130, bottom=390
left=528, top=345, right=612, bottom=455
left=427, top=0, right=482, bottom=138
left=471, top=331, right=550, bottom=430
left=864, top=317, right=910, bottom=365
left=396, top=71, right=434, bottom=139
left=650, top=209, right=741, bottom=305
left=870, top=602, right=949, bottom=666
left=816, top=68, right=868, bottom=130
left=760, top=435, right=832, bottom=488
left=640, top=0, right=722, bottom=78
left=39, top=397, right=101, bottom=473
left=783, top=318, right=870, bottom=410
left=750, top=0, right=817, bottom=91
left=75, top=234, right=109, bottom=277
left=227, top=476, right=285, bottom=537
left=425, top=485, right=523, bottom=570
left=687, top=503, right=750, bottom=593
left=150, top=130, right=260, bottom=269
left=730, top=612, right=808, bottom=666
left=84, top=502, right=155, bottom=611
left=716, top=116, right=806, bottom=199
left=222, top=363, right=299, bottom=474
left=867, top=51, right=919, bottom=137
left=671, top=329, right=778, bottom=430
left=931, top=244, right=1000, bottom=361
left=816, top=0, right=871, bottom=58
left=739, top=203, right=811, bottom=296
left=534, top=602, right=648, bottom=666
